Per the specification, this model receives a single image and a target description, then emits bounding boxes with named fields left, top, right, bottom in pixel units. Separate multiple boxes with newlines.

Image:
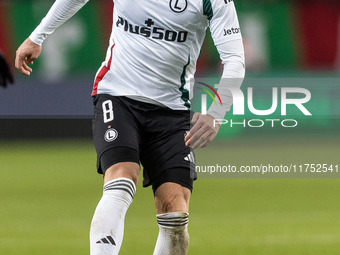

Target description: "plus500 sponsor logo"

left=201, top=86, right=312, bottom=128
left=116, top=16, right=188, bottom=43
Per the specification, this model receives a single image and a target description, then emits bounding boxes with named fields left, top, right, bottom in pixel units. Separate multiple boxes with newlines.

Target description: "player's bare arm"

left=15, top=38, right=42, bottom=76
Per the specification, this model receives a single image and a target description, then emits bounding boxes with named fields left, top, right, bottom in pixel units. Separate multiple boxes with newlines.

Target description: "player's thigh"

left=92, top=95, right=143, bottom=185
left=154, top=182, right=191, bottom=214
left=141, top=109, right=196, bottom=192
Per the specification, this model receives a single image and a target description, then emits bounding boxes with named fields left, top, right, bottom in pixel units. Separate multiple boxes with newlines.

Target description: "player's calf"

left=90, top=177, right=136, bottom=255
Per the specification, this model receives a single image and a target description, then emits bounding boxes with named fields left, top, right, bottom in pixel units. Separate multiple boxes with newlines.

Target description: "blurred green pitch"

left=1, top=136, right=340, bottom=255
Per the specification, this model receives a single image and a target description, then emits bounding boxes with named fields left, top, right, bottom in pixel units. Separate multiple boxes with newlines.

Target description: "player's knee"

left=159, top=195, right=179, bottom=213
left=104, top=162, right=140, bottom=186
left=155, top=183, right=190, bottom=213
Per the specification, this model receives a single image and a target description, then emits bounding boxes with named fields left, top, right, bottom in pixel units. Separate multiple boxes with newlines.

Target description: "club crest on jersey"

left=169, top=0, right=187, bottom=13
left=104, top=128, right=118, bottom=142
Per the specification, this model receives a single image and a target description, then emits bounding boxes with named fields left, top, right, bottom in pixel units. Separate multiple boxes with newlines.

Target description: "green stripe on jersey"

left=179, top=56, right=191, bottom=109
left=203, top=0, right=213, bottom=21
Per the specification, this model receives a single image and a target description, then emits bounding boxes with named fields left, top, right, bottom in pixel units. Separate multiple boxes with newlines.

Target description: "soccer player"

left=15, top=0, right=245, bottom=254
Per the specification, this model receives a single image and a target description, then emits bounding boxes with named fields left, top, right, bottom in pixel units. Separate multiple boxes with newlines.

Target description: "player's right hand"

left=15, top=38, right=42, bottom=76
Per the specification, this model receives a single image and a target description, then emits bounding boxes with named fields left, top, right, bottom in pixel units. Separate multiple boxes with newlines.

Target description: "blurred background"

left=1, top=0, right=340, bottom=135
left=1, top=0, right=340, bottom=255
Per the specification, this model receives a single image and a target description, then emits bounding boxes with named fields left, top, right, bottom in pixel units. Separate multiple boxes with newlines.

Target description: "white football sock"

left=90, top=177, right=136, bottom=255
left=153, top=212, right=189, bottom=255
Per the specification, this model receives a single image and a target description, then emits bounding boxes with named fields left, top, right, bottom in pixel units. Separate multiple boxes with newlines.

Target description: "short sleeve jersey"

left=92, top=0, right=242, bottom=110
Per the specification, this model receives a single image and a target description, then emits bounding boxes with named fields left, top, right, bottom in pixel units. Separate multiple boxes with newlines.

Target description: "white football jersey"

left=92, top=0, right=242, bottom=110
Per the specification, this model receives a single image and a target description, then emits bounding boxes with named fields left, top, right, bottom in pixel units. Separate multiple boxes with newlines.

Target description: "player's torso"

left=95, top=0, right=210, bottom=109
left=113, top=0, right=206, bottom=39
left=111, top=0, right=208, bottom=64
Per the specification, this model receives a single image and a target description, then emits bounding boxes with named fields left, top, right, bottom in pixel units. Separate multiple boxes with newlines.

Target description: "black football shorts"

left=92, top=94, right=196, bottom=193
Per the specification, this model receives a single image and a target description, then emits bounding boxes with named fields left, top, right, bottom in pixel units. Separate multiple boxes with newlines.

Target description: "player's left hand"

left=15, top=38, right=42, bottom=76
left=0, top=52, right=14, bottom=88
left=185, top=112, right=220, bottom=149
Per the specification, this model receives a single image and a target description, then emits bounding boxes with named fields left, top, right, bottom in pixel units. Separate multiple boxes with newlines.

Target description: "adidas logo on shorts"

left=184, top=151, right=195, bottom=163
